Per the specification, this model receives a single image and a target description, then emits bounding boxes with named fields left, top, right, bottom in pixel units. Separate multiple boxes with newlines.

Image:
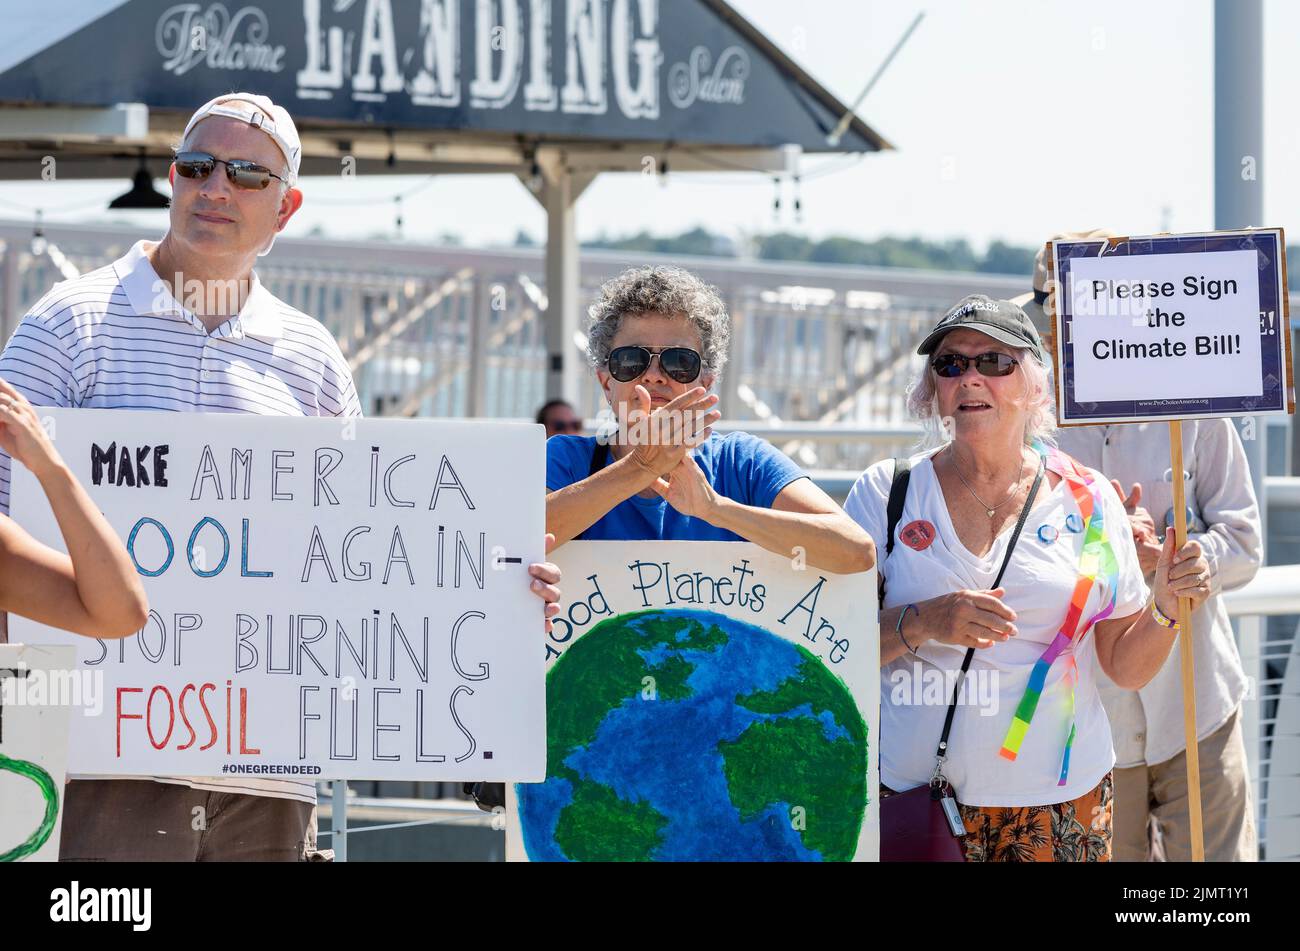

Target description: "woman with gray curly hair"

left=546, top=266, right=874, bottom=573
left=843, top=295, right=1211, bottom=862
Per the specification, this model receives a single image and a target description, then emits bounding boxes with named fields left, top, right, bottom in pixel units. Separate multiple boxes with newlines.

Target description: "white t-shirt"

left=844, top=450, right=1150, bottom=807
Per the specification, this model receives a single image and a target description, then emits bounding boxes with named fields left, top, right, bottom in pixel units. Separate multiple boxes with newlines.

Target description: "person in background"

left=547, top=265, right=874, bottom=574
left=537, top=398, right=582, bottom=438
left=0, top=377, right=147, bottom=638
left=1016, top=236, right=1262, bottom=862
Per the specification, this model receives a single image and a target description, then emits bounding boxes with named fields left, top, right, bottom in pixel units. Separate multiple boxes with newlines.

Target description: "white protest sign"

left=507, top=541, right=878, bottom=862
left=1052, top=229, right=1292, bottom=424
left=9, top=409, right=546, bottom=781
left=0, top=644, right=75, bottom=862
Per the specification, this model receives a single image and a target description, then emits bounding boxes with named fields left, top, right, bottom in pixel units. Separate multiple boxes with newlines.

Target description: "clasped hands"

left=622, top=385, right=723, bottom=519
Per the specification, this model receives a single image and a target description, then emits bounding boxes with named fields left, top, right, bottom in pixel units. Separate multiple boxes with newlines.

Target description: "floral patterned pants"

left=957, top=772, right=1114, bottom=862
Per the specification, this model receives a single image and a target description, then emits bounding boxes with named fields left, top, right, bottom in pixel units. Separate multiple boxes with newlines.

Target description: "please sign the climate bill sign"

left=1051, top=229, right=1293, bottom=425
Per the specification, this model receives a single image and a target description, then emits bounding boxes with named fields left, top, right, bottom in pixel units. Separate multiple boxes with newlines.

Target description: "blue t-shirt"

left=546, top=431, right=806, bottom=541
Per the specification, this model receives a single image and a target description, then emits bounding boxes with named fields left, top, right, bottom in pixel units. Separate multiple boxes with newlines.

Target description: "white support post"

left=332, top=779, right=349, bottom=862
left=1215, top=0, right=1268, bottom=541
left=524, top=152, right=595, bottom=409
left=467, top=275, right=489, bottom=416
left=543, top=168, right=580, bottom=407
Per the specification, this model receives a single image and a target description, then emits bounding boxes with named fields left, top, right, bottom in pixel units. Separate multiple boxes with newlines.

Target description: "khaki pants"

left=59, top=779, right=326, bottom=862
left=1113, top=706, right=1256, bottom=862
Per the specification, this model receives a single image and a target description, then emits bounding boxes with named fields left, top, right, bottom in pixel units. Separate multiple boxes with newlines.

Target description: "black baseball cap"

left=916, top=294, right=1045, bottom=364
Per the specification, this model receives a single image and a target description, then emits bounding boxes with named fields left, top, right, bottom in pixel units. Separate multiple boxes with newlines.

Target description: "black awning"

left=0, top=0, right=889, bottom=153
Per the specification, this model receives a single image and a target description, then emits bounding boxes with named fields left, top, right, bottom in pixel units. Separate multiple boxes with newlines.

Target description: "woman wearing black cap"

left=845, top=295, right=1211, bottom=862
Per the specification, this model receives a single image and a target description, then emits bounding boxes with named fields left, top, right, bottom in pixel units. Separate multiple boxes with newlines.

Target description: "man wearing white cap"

left=0, top=93, right=563, bottom=860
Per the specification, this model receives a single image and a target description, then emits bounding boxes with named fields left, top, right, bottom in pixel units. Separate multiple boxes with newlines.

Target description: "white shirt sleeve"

left=1189, top=419, right=1262, bottom=594
left=1096, top=469, right=1151, bottom=619
left=843, top=459, right=893, bottom=555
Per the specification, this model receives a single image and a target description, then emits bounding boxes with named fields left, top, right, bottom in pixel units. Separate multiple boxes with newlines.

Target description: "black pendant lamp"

left=109, top=153, right=171, bottom=209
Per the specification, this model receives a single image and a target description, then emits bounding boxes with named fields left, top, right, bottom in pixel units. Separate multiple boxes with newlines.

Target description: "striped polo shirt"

left=0, top=238, right=362, bottom=804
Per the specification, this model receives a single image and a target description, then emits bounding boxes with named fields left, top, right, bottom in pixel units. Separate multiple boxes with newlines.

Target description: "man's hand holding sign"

left=1049, top=228, right=1294, bottom=861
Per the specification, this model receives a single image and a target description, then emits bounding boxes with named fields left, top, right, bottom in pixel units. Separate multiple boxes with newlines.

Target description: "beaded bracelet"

left=1150, top=598, right=1180, bottom=630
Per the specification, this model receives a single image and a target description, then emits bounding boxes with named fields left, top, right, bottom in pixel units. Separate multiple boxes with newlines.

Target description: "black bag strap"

left=933, top=454, right=1045, bottom=767
left=589, top=440, right=610, bottom=477
left=573, top=440, right=612, bottom=542
left=878, top=457, right=913, bottom=609
left=885, top=457, right=912, bottom=558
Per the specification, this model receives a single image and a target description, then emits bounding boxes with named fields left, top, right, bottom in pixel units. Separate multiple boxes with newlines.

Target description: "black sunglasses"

left=174, top=151, right=288, bottom=191
left=549, top=420, right=583, bottom=433
left=607, top=346, right=703, bottom=384
left=931, top=352, right=1019, bottom=378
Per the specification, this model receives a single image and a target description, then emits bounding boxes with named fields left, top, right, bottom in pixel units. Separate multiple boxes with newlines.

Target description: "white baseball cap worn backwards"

left=182, top=92, right=302, bottom=184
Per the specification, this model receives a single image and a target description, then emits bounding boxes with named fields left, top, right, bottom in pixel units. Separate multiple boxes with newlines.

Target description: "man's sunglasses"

left=607, top=346, right=703, bottom=384
left=550, top=420, right=583, bottom=433
left=174, top=151, right=289, bottom=191
left=931, top=352, right=1019, bottom=378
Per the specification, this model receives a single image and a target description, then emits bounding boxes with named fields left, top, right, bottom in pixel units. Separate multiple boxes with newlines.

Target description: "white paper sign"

left=1068, top=250, right=1262, bottom=403
left=1052, top=229, right=1291, bottom=424
left=9, top=409, right=546, bottom=781
left=507, top=541, right=879, bottom=862
left=0, top=644, right=74, bottom=862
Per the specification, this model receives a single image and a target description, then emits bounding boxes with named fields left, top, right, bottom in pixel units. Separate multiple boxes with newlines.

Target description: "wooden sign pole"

left=1168, top=419, right=1205, bottom=862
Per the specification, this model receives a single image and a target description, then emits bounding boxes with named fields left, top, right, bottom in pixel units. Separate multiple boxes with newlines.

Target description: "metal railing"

left=1224, top=567, right=1300, bottom=861
left=0, top=219, right=1029, bottom=471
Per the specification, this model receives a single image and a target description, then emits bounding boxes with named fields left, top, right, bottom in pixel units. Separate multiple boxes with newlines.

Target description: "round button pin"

left=899, top=519, right=936, bottom=551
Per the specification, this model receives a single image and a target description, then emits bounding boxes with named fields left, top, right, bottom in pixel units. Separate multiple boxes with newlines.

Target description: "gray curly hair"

left=586, top=266, right=731, bottom=378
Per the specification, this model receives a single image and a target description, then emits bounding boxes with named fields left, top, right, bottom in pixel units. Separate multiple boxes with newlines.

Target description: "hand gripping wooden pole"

left=1168, top=419, right=1205, bottom=861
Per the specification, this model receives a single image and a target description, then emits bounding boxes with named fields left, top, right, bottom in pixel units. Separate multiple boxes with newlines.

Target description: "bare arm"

left=546, top=453, right=659, bottom=548
left=0, top=380, right=148, bottom=638
left=705, top=477, right=875, bottom=574
left=0, top=473, right=147, bottom=638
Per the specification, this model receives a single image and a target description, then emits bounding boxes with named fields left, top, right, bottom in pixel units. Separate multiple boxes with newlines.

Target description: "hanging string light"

left=30, top=210, right=47, bottom=256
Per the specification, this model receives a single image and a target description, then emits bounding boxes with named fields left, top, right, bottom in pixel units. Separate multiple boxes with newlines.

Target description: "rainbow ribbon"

left=999, top=446, right=1119, bottom=785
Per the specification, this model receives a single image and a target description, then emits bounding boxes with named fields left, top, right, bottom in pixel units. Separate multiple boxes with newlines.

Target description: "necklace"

left=947, top=446, right=1029, bottom=518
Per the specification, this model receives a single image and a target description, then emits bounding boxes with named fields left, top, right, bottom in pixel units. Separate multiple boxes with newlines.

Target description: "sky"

left=0, top=0, right=1293, bottom=254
